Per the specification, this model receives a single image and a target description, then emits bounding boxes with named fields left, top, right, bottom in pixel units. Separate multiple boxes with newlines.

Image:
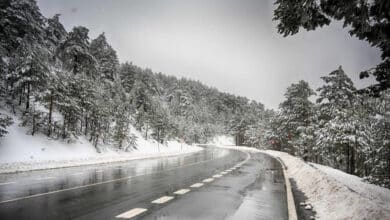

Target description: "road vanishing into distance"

left=0, top=146, right=287, bottom=220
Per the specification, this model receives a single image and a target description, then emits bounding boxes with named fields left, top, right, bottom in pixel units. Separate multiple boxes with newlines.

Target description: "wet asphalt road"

left=0, top=146, right=287, bottom=220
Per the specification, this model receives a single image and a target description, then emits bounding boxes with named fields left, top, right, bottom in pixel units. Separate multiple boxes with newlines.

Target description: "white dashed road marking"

left=213, top=174, right=222, bottom=178
left=202, top=178, right=214, bottom=183
left=151, top=196, right=174, bottom=204
left=36, top=177, right=55, bottom=181
left=190, top=183, right=204, bottom=188
left=221, top=171, right=227, bottom=175
left=174, top=189, right=190, bottom=195
left=116, top=208, right=147, bottom=219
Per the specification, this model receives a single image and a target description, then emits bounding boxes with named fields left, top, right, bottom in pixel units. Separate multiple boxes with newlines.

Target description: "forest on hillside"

left=0, top=0, right=270, bottom=151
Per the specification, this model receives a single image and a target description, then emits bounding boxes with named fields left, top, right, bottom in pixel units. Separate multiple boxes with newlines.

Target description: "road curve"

left=0, top=146, right=287, bottom=220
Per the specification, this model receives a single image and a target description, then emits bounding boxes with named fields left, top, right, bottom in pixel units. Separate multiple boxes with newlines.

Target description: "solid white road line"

left=202, top=178, right=214, bottom=183
left=36, top=177, right=55, bottom=181
left=0, top=156, right=219, bottom=204
left=0, top=181, right=16, bottom=186
left=190, top=183, right=204, bottom=188
left=212, top=174, right=222, bottom=178
left=151, top=196, right=174, bottom=204
left=174, top=189, right=190, bottom=195
left=116, top=208, right=147, bottom=219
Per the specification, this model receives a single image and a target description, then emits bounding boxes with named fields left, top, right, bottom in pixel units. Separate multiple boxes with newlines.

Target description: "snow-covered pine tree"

left=366, top=89, right=390, bottom=187
left=275, top=80, right=316, bottom=158
left=42, top=14, right=68, bottom=136
left=0, top=113, right=13, bottom=138
left=57, top=26, right=96, bottom=76
left=90, top=33, right=119, bottom=81
left=316, top=66, right=370, bottom=174
left=1, top=0, right=47, bottom=116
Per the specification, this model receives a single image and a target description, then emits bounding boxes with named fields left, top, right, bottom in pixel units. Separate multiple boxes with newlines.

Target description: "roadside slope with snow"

left=266, top=150, right=390, bottom=220
left=0, top=114, right=202, bottom=174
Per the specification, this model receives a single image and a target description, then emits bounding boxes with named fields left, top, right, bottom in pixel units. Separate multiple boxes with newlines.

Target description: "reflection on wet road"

left=0, top=146, right=287, bottom=220
left=143, top=152, right=287, bottom=220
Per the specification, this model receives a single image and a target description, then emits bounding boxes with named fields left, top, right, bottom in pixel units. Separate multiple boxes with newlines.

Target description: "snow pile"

left=210, top=135, right=235, bottom=146
left=0, top=115, right=202, bottom=173
left=311, top=163, right=390, bottom=207
left=265, top=150, right=390, bottom=220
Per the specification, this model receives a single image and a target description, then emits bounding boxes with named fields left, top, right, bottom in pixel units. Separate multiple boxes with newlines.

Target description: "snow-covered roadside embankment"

left=266, top=150, right=390, bottom=220
left=0, top=114, right=202, bottom=174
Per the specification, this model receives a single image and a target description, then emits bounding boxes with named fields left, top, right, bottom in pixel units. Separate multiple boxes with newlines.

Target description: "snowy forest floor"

left=213, top=145, right=390, bottom=220
left=0, top=114, right=202, bottom=174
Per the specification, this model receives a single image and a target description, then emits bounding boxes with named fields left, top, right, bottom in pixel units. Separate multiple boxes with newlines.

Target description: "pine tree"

left=274, top=80, right=316, bottom=157
left=0, top=0, right=45, bottom=58
left=0, top=113, right=13, bottom=138
left=90, top=33, right=119, bottom=81
left=366, top=89, right=390, bottom=187
left=57, top=26, right=96, bottom=76
left=42, top=14, right=67, bottom=136
left=316, top=66, right=370, bottom=174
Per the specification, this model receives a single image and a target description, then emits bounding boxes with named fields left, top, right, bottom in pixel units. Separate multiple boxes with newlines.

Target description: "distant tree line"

left=0, top=0, right=268, bottom=150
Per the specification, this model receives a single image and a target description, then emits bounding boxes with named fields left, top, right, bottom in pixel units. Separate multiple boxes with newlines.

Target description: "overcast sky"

left=37, top=0, right=381, bottom=109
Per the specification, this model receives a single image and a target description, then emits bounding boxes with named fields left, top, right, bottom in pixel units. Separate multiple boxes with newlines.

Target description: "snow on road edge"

left=265, top=150, right=390, bottom=220
left=0, top=147, right=202, bottom=174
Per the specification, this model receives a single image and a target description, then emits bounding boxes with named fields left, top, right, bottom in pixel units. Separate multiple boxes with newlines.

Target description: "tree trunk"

left=62, top=114, right=67, bottom=139
left=26, top=82, right=30, bottom=110
left=32, top=112, right=36, bottom=136
left=350, top=148, right=355, bottom=175
left=145, top=124, right=148, bottom=140
left=94, top=134, right=99, bottom=149
left=73, top=55, right=78, bottom=74
left=18, top=85, right=23, bottom=106
left=346, top=145, right=350, bottom=173
left=48, top=93, right=53, bottom=136
left=10, top=81, right=15, bottom=100
left=84, top=115, right=88, bottom=136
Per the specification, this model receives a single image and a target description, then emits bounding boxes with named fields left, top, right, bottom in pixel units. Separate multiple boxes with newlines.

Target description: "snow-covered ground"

left=265, top=150, right=390, bottom=220
left=0, top=114, right=202, bottom=174
left=211, top=144, right=390, bottom=220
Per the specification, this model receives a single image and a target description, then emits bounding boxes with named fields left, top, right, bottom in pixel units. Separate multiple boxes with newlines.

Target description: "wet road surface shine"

left=0, top=147, right=244, bottom=219
left=0, top=147, right=287, bottom=219
left=143, top=152, right=287, bottom=220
